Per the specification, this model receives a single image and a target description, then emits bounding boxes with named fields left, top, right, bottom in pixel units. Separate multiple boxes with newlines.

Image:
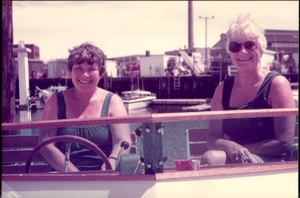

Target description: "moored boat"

left=122, top=89, right=156, bottom=110
left=35, top=86, right=68, bottom=108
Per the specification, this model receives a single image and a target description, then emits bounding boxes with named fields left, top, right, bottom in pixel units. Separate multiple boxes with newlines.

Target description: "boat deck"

left=3, top=161, right=296, bottom=181
left=2, top=162, right=297, bottom=198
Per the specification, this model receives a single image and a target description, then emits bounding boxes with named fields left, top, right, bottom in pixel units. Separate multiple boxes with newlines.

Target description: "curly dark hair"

left=67, top=42, right=106, bottom=76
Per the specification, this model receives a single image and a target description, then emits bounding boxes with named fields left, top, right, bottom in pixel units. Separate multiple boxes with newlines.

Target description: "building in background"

left=15, top=29, right=297, bottom=79
left=165, top=48, right=206, bottom=76
left=108, top=50, right=201, bottom=77
left=265, top=29, right=299, bottom=74
left=13, top=44, right=40, bottom=60
left=105, top=60, right=118, bottom=77
left=139, top=55, right=179, bottom=77
left=209, top=33, right=232, bottom=75
left=47, top=59, right=69, bottom=79
left=13, top=43, right=46, bottom=78
left=107, top=53, right=146, bottom=77
left=47, top=57, right=117, bottom=78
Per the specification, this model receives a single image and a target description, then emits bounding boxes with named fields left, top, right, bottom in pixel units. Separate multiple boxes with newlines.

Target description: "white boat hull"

left=34, top=86, right=68, bottom=109
left=2, top=166, right=297, bottom=198
left=123, top=97, right=156, bottom=110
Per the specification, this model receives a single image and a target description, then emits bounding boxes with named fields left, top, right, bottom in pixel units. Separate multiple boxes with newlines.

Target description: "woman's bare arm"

left=207, top=83, right=230, bottom=150
left=39, top=93, right=79, bottom=172
left=102, top=94, right=132, bottom=170
left=243, top=76, right=296, bottom=155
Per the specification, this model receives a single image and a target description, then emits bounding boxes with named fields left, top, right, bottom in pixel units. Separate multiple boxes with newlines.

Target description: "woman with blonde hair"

left=201, top=14, right=295, bottom=165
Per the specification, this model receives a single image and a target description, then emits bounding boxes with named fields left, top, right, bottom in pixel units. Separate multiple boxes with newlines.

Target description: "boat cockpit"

left=2, top=108, right=298, bottom=198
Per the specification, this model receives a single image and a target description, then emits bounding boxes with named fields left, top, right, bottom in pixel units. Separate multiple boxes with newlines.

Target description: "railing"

left=2, top=108, right=297, bottom=130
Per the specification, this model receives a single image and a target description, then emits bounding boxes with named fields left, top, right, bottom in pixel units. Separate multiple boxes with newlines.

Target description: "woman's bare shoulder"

left=269, top=75, right=294, bottom=108
left=109, top=93, right=128, bottom=117
left=216, top=81, right=225, bottom=93
left=272, top=75, right=291, bottom=86
left=270, top=75, right=293, bottom=95
left=214, top=82, right=225, bottom=101
left=61, top=88, right=73, bottom=98
left=211, top=81, right=225, bottom=111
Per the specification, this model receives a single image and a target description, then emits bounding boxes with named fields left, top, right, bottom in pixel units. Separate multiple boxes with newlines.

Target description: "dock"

left=152, top=99, right=208, bottom=105
left=151, top=99, right=212, bottom=112
left=182, top=103, right=211, bottom=111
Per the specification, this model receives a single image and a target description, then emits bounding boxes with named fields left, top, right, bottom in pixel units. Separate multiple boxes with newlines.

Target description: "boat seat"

left=2, top=132, right=138, bottom=174
left=186, top=128, right=209, bottom=159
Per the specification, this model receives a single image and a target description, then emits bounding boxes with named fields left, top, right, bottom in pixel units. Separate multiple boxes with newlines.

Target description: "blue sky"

left=13, top=1, right=298, bottom=62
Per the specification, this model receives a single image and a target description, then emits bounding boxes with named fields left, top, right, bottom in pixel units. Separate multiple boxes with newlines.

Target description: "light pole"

left=199, top=16, right=214, bottom=66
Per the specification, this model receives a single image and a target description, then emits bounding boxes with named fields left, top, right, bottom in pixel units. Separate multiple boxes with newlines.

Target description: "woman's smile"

left=238, top=57, right=252, bottom=62
left=79, top=80, right=92, bottom=84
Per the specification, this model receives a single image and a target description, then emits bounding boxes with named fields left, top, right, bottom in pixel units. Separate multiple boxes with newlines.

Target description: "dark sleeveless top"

left=51, top=91, right=114, bottom=171
left=222, top=71, right=280, bottom=144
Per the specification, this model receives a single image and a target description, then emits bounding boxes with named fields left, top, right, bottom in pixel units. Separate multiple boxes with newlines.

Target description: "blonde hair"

left=226, top=14, right=267, bottom=55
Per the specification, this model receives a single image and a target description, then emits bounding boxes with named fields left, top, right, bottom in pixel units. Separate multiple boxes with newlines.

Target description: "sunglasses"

left=229, top=41, right=257, bottom=53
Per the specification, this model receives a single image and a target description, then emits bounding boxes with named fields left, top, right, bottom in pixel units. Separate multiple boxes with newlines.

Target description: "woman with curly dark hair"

left=40, top=42, right=132, bottom=172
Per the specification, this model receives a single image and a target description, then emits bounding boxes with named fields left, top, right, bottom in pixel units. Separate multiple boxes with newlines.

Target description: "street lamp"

left=199, top=16, right=214, bottom=66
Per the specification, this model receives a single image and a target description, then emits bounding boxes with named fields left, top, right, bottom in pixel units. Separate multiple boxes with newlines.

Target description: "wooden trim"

left=155, top=161, right=298, bottom=181
left=2, top=161, right=297, bottom=181
left=2, top=108, right=298, bottom=131
left=2, top=114, right=152, bottom=130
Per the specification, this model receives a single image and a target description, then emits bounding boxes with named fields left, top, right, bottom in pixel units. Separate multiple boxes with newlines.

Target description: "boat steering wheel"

left=25, top=135, right=112, bottom=173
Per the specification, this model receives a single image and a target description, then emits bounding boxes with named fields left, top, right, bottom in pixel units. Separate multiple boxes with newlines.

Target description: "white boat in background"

left=122, top=90, right=156, bottom=110
left=35, top=86, right=68, bottom=108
